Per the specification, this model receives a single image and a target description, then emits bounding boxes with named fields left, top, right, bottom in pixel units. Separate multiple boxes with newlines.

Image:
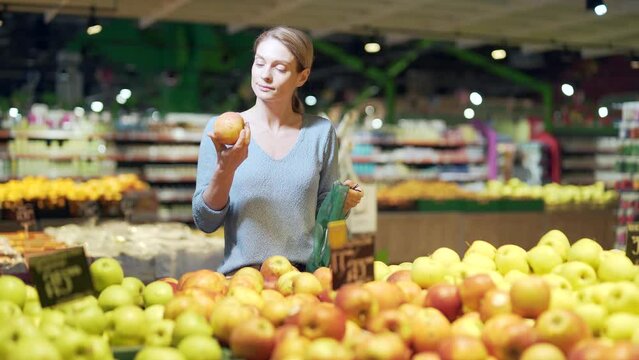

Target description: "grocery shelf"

left=114, top=155, right=198, bottom=163
left=9, top=154, right=112, bottom=161
left=352, top=156, right=485, bottom=165
left=156, top=191, right=194, bottom=202
left=11, top=129, right=106, bottom=140
left=552, top=127, right=617, bottom=137
left=144, top=175, right=197, bottom=183
left=104, top=131, right=202, bottom=143
left=357, top=138, right=481, bottom=147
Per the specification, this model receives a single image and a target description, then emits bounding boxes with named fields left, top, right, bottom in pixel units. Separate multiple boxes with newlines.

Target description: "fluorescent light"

left=365, top=105, right=375, bottom=116
left=91, top=101, right=104, bottom=112
left=371, top=118, right=383, bottom=129
left=470, top=92, right=483, bottom=106
left=594, top=4, right=607, bottom=15
left=8, top=107, right=18, bottom=117
left=464, top=108, right=475, bottom=119
left=304, top=95, right=317, bottom=106
left=119, top=89, right=132, bottom=99
left=364, top=42, right=381, bottom=54
left=116, top=94, right=127, bottom=104
left=491, top=49, right=507, bottom=60
left=598, top=107, right=608, bottom=118
left=561, top=84, right=575, bottom=96
left=87, top=24, right=102, bottom=35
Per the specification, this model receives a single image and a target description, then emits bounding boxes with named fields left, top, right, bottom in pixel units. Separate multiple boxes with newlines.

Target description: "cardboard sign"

left=330, top=234, right=375, bottom=288
left=626, top=223, right=639, bottom=264
left=15, top=203, right=36, bottom=227
left=346, top=184, right=377, bottom=234
left=27, top=247, right=94, bottom=307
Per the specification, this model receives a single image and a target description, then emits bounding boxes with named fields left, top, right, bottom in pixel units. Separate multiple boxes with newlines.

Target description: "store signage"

left=27, top=247, right=94, bottom=307
left=15, top=202, right=36, bottom=227
left=626, top=223, right=639, bottom=264
left=330, top=234, right=374, bottom=288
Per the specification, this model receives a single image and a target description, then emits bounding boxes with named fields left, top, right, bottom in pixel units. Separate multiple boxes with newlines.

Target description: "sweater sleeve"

left=316, top=124, right=339, bottom=215
left=192, top=117, right=229, bottom=233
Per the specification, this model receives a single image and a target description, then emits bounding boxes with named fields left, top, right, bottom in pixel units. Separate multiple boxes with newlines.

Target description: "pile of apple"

left=1, top=229, right=639, bottom=360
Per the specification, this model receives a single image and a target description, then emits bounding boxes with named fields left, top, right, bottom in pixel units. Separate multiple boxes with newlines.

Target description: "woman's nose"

left=260, top=68, right=272, bottom=82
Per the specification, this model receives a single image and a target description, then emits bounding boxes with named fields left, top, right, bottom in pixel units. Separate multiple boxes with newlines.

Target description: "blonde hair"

left=254, top=26, right=314, bottom=114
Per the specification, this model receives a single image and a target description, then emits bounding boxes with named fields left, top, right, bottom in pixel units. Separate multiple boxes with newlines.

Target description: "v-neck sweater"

left=192, top=114, right=339, bottom=274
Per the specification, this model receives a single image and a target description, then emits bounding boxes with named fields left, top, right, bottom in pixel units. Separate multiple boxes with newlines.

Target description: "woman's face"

left=251, top=38, right=309, bottom=104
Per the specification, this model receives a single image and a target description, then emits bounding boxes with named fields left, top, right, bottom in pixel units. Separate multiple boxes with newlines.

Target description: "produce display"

left=1, top=229, right=639, bottom=359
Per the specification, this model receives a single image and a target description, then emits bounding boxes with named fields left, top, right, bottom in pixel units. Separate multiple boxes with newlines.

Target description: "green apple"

left=90, top=257, right=124, bottom=292
left=495, top=244, right=530, bottom=275
left=374, top=261, right=390, bottom=281
left=462, top=253, right=496, bottom=271
left=22, top=300, right=42, bottom=318
left=504, top=269, right=528, bottom=284
left=431, top=247, right=461, bottom=266
left=0, top=275, right=27, bottom=307
left=598, top=252, right=635, bottom=282
left=121, top=277, right=145, bottom=307
left=465, top=240, right=497, bottom=260
left=73, top=304, right=107, bottom=335
left=558, top=261, right=597, bottom=290
left=574, top=302, right=607, bottom=335
left=542, top=273, right=572, bottom=291
left=591, top=283, right=615, bottom=305
left=177, top=334, right=223, bottom=360
left=172, top=311, right=213, bottom=346
left=399, top=262, right=413, bottom=270
left=527, top=245, right=563, bottom=274
left=25, top=286, right=39, bottom=303
left=143, top=281, right=175, bottom=307
left=0, top=300, right=22, bottom=322
left=134, top=347, right=186, bottom=360
left=110, top=305, right=147, bottom=346
left=146, top=319, right=175, bottom=347
left=602, top=312, right=639, bottom=340
left=605, top=282, right=639, bottom=314
left=550, top=288, right=577, bottom=310
left=567, top=238, right=603, bottom=270
left=411, top=257, right=446, bottom=288
left=54, top=328, right=95, bottom=360
left=98, top=285, right=134, bottom=311
left=88, top=335, right=114, bottom=360
left=8, top=337, right=61, bottom=360
left=538, top=229, right=570, bottom=261
left=633, top=327, right=639, bottom=344
left=0, top=316, right=39, bottom=358
left=40, top=308, right=66, bottom=327
left=145, top=304, right=166, bottom=322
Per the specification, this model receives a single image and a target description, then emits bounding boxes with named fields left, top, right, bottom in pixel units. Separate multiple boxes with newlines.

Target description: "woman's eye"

left=255, top=61, right=264, bottom=67
left=276, top=65, right=286, bottom=72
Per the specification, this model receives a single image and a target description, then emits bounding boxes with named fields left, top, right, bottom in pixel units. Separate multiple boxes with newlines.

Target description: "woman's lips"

left=257, top=84, right=274, bottom=91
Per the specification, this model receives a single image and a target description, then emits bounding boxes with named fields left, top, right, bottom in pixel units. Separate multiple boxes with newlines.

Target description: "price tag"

left=626, top=223, right=639, bottom=264
left=27, top=247, right=94, bottom=307
left=15, top=203, right=36, bottom=227
left=330, top=234, right=375, bottom=288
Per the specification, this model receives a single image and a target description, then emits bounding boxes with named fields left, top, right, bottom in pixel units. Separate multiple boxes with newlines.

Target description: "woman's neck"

left=249, top=100, right=300, bottom=131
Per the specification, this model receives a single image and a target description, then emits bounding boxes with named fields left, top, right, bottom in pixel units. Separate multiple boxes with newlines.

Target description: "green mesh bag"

left=306, top=181, right=349, bottom=272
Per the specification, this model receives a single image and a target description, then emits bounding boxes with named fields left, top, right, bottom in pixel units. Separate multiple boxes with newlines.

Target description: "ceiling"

left=5, top=0, right=639, bottom=56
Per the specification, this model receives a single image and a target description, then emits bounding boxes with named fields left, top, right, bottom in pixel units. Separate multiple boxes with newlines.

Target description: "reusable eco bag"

left=306, top=181, right=349, bottom=272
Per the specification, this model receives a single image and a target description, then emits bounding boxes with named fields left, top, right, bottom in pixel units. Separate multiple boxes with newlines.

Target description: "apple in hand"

left=510, top=276, right=550, bottom=318
left=177, top=334, right=223, bottom=360
left=495, top=245, right=530, bottom=275
left=567, top=238, right=602, bottom=269
left=538, top=229, right=571, bottom=261
left=0, top=275, right=27, bottom=308
left=214, top=112, right=245, bottom=145
left=425, top=283, right=462, bottom=322
left=527, top=245, right=563, bottom=274
left=90, top=258, right=124, bottom=292
left=230, top=317, right=276, bottom=360
left=144, top=281, right=175, bottom=306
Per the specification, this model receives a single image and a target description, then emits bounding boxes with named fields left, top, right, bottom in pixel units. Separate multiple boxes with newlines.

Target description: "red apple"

left=164, top=294, right=197, bottom=320
left=313, top=267, right=333, bottom=292
left=230, top=317, right=275, bottom=360
left=364, top=281, right=406, bottom=310
left=387, top=270, right=413, bottom=283
left=214, top=111, right=245, bottom=145
left=334, top=284, right=379, bottom=327
left=158, top=277, right=179, bottom=293
left=176, top=289, right=218, bottom=318
left=305, top=337, right=353, bottom=360
left=261, top=300, right=294, bottom=327
left=411, top=308, right=452, bottom=353
left=425, top=283, right=462, bottom=322
left=366, top=309, right=413, bottom=344
left=459, top=274, right=496, bottom=312
left=296, top=302, right=346, bottom=341
left=229, top=274, right=263, bottom=293
left=179, top=269, right=227, bottom=295
left=396, top=280, right=423, bottom=304
left=210, top=301, right=259, bottom=344
left=413, top=352, right=442, bottom=360
left=510, top=276, right=550, bottom=319
left=287, top=293, right=320, bottom=312
left=261, top=255, right=295, bottom=282
left=478, top=289, right=512, bottom=322
left=608, top=342, right=639, bottom=360
left=438, top=334, right=488, bottom=360
left=355, top=332, right=410, bottom=360
left=271, top=333, right=310, bottom=360
left=481, top=314, right=537, bottom=360
left=568, top=339, right=612, bottom=360
left=292, top=272, right=323, bottom=296
left=536, top=309, right=591, bottom=354
left=521, top=343, right=566, bottom=360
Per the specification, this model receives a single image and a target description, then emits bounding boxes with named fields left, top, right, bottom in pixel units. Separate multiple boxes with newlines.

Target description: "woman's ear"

left=296, top=68, right=310, bottom=87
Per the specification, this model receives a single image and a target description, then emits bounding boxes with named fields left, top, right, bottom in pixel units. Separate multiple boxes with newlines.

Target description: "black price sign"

left=330, top=234, right=375, bottom=288
left=27, top=247, right=95, bottom=307
left=15, top=203, right=36, bottom=227
left=626, top=223, right=639, bottom=264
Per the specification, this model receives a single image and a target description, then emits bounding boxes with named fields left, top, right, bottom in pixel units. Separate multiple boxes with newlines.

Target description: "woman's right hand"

left=208, top=123, right=251, bottom=173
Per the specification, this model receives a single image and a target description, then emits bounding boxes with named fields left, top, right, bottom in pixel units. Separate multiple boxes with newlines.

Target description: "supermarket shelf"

left=156, top=192, right=194, bottom=202
left=0, top=129, right=203, bottom=143
left=356, top=138, right=481, bottom=147
left=359, top=174, right=487, bottom=183
left=561, top=146, right=619, bottom=154
left=105, top=131, right=202, bottom=143
left=9, top=154, right=113, bottom=161
left=552, top=127, right=617, bottom=137
left=11, top=129, right=106, bottom=140
left=352, top=156, right=484, bottom=165
left=157, top=214, right=194, bottom=223
left=144, top=176, right=197, bottom=183
left=114, top=155, right=198, bottom=163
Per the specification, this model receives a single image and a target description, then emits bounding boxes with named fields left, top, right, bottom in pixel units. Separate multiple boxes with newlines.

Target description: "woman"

left=192, top=26, right=364, bottom=275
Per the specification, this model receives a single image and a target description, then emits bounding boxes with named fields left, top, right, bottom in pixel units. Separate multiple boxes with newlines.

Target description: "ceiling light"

left=561, top=84, right=575, bottom=96
left=464, top=108, right=475, bottom=119
left=0, top=5, right=6, bottom=28
left=587, top=0, right=607, bottom=15
left=364, top=41, right=381, bottom=54
left=598, top=107, right=608, bottom=118
left=119, top=89, right=132, bottom=99
left=365, top=105, right=375, bottom=116
left=116, top=94, right=127, bottom=104
left=371, top=118, right=383, bottom=129
left=87, top=7, right=102, bottom=35
left=8, top=107, right=18, bottom=117
left=304, top=95, right=317, bottom=106
left=90, top=101, right=104, bottom=112
left=470, top=92, right=483, bottom=106
left=491, top=49, right=507, bottom=60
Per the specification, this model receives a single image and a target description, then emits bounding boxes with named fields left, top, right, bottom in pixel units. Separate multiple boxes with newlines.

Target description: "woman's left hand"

left=343, top=179, right=364, bottom=214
